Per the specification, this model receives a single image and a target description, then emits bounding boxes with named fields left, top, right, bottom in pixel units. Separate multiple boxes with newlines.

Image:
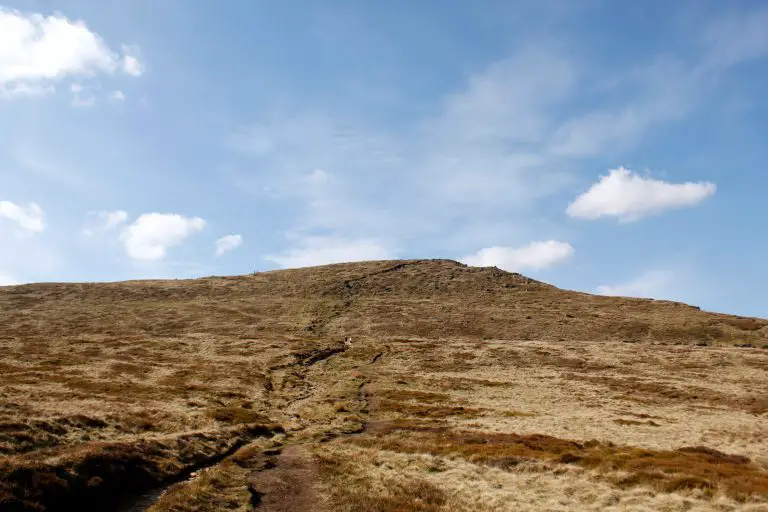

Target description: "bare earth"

left=0, top=260, right=766, bottom=511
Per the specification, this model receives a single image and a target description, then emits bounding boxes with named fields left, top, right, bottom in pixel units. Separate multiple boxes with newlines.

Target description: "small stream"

left=116, top=487, right=168, bottom=512
left=114, top=467, right=211, bottom=512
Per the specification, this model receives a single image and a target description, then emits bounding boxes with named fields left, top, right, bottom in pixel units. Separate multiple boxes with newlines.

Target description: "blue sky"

left=0, top=0, right=766, bottom=317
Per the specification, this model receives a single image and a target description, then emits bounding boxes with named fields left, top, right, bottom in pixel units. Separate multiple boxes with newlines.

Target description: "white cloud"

left=121, top=45, right=143, bottom=76
left=0, top=273, right=19, bottom=286
left=215, top=234, right=243, bottom=256
left=596, top=270, right=676, bottom=299
left=265, top=236, right=393, bottom=269
left=566, top=167, right=716, bottom=222
left=0, top=7, right=142, bottom=96
left=82, top=210, right=128, bottom=236
left=462, top=241, right=574, bottom=272
left=110, top=90, right=125, bottom=101
left=0, top=201, right=45, bottom=232
left=120, top=213, right=205, bottom=261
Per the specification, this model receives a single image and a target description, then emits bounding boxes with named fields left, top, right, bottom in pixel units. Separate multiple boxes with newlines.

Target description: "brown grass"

left=567, top=373, right=768, bottom=415
left=315, top=448, right=447, bottom=512
left=418, top=377, right=511, bottom=390
left=1, top=259, right=767, bottom=509
left=0, top=424, right=280, bottom=511
left=206, top=408, right=271, bottom=425
left=376, top=400, right=483, bottom=419
left=380, top=390, right=451, bottom=403
left=502, top=410, right=537, bottom=418
left=715, top=317, right=767, bottom=332
left=147, top=461, right=250, bottom=512
left=613, top=419, right=660, bottom=427
left=146, top=436, right=286, bottom=512
left=346, top=422, right=768, bottom=501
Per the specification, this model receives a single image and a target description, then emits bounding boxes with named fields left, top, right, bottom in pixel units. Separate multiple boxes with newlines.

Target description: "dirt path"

left=249, top=445, right=321, bottom=512
left=133, top=342, right=386, bottom=512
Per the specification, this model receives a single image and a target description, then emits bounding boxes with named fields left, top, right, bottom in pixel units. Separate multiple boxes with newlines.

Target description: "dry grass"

left=312, top=442, right=768, bottom=512
left=1, top=259, right=767, bottom=510
left=146, top=461, right=251, bottom=512
left=206, top=408, right=271, bottom=426
left=380, top=390, right=452, bottom=403
left=146, top=436, right=285, bottom=512
left=344, top=422, right=768, bottom=501
left=319, top=465, right=447, bottom=511
left=376, top=400, right=483, bottom=419
left=0, top=424, right=280, bottom=511
left=502, top=410, right=538, bottom=418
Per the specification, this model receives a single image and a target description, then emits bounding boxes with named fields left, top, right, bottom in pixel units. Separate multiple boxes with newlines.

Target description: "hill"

left=2, top=259, right=765, bottom=344
left=0, top=260, right=766, bottom=511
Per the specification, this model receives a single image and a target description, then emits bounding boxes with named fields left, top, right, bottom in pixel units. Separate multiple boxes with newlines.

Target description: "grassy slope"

left=2, top=259, right=765, bottom=344
left=0, top=259, right=766, bottom=511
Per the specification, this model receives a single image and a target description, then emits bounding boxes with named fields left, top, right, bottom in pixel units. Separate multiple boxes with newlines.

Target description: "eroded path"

left=247, top=445, right=320, bottom=512
left=141, top=340, right=385, bottom=512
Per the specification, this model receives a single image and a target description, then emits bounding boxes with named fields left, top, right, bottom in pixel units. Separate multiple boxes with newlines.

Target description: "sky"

left=0, top=0, right=766, bottom=317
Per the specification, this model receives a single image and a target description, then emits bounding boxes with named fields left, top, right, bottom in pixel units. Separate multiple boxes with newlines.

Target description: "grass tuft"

left=205, top=408, right=270, bottom=425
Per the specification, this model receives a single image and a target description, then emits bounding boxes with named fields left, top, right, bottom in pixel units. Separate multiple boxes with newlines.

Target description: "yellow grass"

left=1, top=259, right=766, bottom=510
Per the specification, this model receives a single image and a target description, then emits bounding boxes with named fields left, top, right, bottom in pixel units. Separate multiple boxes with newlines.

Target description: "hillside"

left=1, top=259, right=765, bottom=344
left=1, top=260, right=766, bottom=511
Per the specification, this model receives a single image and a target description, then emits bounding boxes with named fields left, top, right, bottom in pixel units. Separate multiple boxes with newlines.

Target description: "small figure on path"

left=343, top=336, right=353, bottom=348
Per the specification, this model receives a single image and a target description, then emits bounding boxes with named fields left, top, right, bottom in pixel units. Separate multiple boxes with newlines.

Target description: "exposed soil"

left=249, top=446, right=320, bottom=511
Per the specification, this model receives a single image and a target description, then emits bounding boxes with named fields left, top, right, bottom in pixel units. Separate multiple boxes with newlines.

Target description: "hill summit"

left=1, top=259, right=765, bottom=346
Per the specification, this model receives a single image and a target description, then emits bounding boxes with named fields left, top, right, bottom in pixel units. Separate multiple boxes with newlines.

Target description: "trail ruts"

left=267, top=342, right=389, bottom=439
left=263, top=345, right=347, bottom=400
left=144, top=344, right=385, bottom=512
left=263, top=343, right=351, bottom=431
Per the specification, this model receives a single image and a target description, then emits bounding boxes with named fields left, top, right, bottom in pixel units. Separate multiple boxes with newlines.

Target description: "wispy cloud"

left=265, top=236, right=394, bottom=269
left=214, top=234, right=243, bottom=256
left=596, top=270, right=678, bottom=299
left=229, top=13, right=768, bottom=264
left=82, top=210, right=128, bottom=236
left=0, top=272, right=19, bottom=286
left=462, top=241, right=574, bottom=272
left=700, top=8, right=768, bottom=71
left=552, top=10, right=768, bottom=158
left=0, top=200, right=45, bottom=233
left=550, top=58, right=698, bottom=157
left=0, top=228, right=63, bottom=284
left=228, top=47, right=579, bottom=261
